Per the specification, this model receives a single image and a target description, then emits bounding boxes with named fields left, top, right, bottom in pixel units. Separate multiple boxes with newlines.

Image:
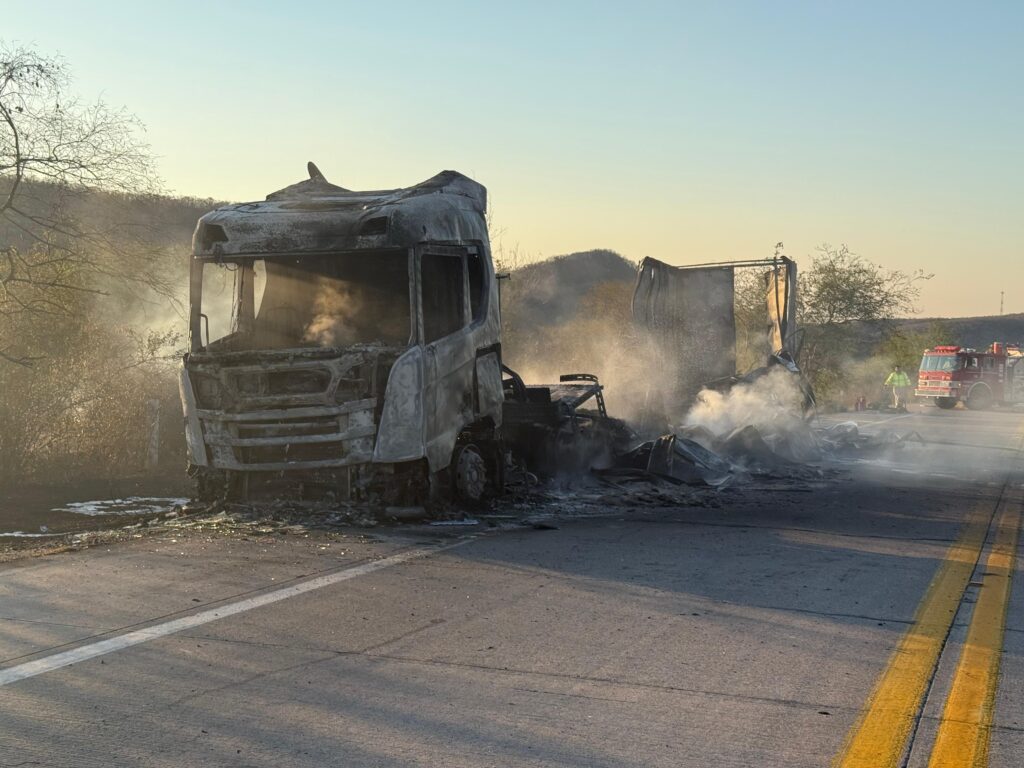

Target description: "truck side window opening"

left=467, top=251, right=486, bottom=322
left=199, top=262, right=237, bottom=346
left=421, top=253, right=466, bottom=343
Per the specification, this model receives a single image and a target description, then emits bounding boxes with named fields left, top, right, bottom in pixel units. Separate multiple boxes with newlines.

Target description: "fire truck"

left=915, top=343, right=1024, bottom=410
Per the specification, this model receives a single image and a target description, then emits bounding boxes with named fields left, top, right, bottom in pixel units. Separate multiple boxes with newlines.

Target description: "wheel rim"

left=454, top=445, right=487, bottom=502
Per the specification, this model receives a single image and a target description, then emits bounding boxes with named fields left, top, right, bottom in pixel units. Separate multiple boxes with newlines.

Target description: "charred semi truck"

left=180, top=166, right=612, bottom=504
left=181, top=167, right=507, bottom=503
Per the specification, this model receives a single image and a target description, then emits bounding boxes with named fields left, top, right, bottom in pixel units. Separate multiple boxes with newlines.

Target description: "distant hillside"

left=831, top=314, right=1024, bottom=357
left=501, top=249, right=635, bottom=330
left=0, top=178, right=219, bottom=253
left=896, top=314, right=1024, bottom=348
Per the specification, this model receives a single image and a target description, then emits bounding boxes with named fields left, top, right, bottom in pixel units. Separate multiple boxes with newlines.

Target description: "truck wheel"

left=966, top=386, right=993, bottom=411
left=936, top=397, right=958, bottom=409
left=194, top=467, right=223, bottom=501
left=193, top=467, right=243, bottom=502
left=453, top=444, right=487, bottom=503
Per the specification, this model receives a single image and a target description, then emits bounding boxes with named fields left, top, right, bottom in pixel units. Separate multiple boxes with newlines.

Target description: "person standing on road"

left=884, top=364, right=912, bottom=410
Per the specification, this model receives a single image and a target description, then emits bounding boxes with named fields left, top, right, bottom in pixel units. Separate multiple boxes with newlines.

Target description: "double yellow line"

left=833, top=486, right=1022, bottom=767
left=928, top=500, right=1021, bottom=767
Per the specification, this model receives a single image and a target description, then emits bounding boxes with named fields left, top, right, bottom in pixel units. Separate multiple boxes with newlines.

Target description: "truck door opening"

left=421, top=252, right=468, bottom=343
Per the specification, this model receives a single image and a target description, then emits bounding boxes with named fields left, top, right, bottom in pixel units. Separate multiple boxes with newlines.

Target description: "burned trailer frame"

left=180, top=167, right=505, bottom=503
left=631, top=255, right=805, bottom=424
left=633, top=256, right=799, bottom=356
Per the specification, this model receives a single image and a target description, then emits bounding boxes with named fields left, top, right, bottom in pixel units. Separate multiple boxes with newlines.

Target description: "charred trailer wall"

left=766, top=259, right=798, bottom=355
left=632, top=258, right=736, bottom=406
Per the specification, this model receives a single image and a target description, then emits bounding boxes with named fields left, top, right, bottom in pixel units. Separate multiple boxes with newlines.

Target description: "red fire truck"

left=915, top=343, right=1024, bottom=410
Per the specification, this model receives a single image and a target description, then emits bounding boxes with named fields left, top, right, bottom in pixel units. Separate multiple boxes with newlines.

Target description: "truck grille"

left=186, top=346, right=400, bottom=471
left=231, top=369, right=332, bottom=396
left=199, top=400, right=377, bottom=471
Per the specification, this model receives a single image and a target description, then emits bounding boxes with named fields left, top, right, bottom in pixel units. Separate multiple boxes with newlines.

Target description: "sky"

left=6, top=1, right=1022, bottom=317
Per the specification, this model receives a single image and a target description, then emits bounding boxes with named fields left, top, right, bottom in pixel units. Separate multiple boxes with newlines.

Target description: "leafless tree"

left=0, top=43, right=164, bottom=366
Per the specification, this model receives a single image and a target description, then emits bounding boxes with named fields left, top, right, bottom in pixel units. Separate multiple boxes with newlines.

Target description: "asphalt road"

left=2, top=406, right=1023, bottom=767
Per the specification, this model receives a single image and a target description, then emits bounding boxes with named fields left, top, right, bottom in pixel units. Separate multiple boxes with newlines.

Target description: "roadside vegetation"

left=794, top=244, right=934, bottom=407
left=0, top=43, right=214, bottom=487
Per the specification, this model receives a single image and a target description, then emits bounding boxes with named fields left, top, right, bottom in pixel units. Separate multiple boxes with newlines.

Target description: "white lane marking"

left=0, top=541, right=466, bottom=688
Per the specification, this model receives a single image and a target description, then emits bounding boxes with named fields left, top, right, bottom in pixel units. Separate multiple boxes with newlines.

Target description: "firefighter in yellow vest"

left=884, top=364, right=912, bottom=410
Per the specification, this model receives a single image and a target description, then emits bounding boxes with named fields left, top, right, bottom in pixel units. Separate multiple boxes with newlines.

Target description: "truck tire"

left=453, top=444, right=488, bottom=503
left=193, top=467, right=244, bottom=502
left=966, top=385, right=993, bottom=411
left=936, top=397, right=958, bottom=409
left=431, top=427, right=502, bottom=506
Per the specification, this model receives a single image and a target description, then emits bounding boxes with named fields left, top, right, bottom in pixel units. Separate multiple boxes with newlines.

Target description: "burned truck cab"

left=180, top=167, right=503, bottom=502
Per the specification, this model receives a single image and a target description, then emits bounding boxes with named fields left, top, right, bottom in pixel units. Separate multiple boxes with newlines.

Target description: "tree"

left=0, top=43, right=161, bottom=366
left=796, top=244, right=932, bottom=401
left=799, top=244, right=928, bottom=327
left=877, top=321, right=952, bottom=372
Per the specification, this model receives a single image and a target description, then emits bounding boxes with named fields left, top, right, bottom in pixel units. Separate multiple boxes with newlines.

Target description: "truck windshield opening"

left=197, top=250, right=411, bottom=351
left=920, top=354, right=959, bottom=372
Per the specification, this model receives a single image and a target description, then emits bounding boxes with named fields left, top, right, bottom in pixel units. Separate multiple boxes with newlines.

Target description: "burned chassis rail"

left=554, top=374, right=608, bottom=418
left=500, top=365, right=626, bottom=478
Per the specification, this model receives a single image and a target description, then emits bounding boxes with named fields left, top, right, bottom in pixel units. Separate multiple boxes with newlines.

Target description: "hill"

left=499, top=249, right=635, bottom=331
left=896, top=313, right=1024, bottom=349
left=0, top=178, right=219, bottom=254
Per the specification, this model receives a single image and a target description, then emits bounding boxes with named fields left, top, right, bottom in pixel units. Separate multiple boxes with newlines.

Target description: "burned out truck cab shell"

left=180, top=168, right=503, bottom=501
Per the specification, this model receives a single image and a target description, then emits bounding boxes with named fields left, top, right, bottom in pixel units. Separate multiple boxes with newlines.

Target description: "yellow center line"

left=926, top=498, right=1022, bottom=768
left=832, top=503, right=992, bottom=768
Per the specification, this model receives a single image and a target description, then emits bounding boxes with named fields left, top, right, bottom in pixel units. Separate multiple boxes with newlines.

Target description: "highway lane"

left=1, top=405, right=1022, bottom=767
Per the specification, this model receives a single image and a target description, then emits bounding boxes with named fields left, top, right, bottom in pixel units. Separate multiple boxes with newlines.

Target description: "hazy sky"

left=6, top=1, right=1022, bottom=317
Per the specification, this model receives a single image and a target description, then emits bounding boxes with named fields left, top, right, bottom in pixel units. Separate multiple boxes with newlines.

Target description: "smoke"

left=303, top=281, right=364, bottom=347
left=499, top=265, right=789, bottom=433
left=506, top=325, right=672, bottom=426
left=684, top=368, right=807, bottom=438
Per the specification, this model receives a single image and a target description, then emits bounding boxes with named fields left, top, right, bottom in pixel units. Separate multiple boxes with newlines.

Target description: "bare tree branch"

left=0, top=42, right=165, bottom=365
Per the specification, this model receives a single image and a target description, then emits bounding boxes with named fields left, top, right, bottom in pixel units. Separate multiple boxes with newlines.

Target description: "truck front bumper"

left=915, top=382, right=960, bottom=399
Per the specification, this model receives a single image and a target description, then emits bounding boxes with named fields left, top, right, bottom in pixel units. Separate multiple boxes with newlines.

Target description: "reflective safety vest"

left=885, top=370, right=912, bottom=387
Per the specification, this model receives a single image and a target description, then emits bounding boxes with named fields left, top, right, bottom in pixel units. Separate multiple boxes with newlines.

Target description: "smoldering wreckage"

left=174, top=165, right=917, bottom=524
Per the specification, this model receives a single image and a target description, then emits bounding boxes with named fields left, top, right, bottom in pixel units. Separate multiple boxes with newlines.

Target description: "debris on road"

left=606, top=434, right=736, bottom=487
left=51, top=497, right=189, bottom=517
left=816, top=421, right=926, bottom=454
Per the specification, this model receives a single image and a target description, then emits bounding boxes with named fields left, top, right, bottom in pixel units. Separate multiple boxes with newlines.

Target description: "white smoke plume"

left=303, top=281, right=364, bottom=347
left=684, top=367, right=807, bottom=438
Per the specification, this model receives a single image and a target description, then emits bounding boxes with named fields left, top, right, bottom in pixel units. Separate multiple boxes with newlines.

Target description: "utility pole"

left=1001, top=291, right=1005, bottom=316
